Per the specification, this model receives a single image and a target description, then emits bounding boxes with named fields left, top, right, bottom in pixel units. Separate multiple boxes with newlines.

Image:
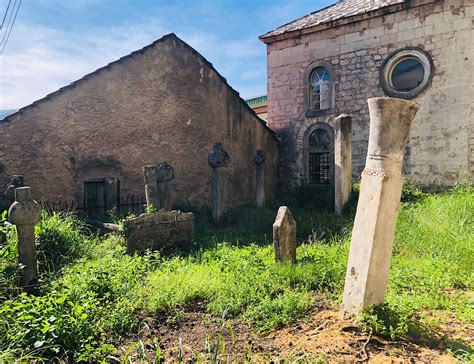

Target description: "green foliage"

left=140, top=241, right=348, bottom=330
left=35, top=212, right=95, bottom=274
left=360, top=185, right=474, bottom=357
left=144, top=204, right=158, bottom=214
left=359, top=304, right=420, bottom=340
left=245, top=290, right=313, bottom=331
left=0, top=290, right=113, bottom=361
left=56, top=235, right=148, bottom=333
left=0, top=186, right=472, bottom=361
left=0, top=211, right=19, bottom=296
left=0, top=231, right=148, bottom=361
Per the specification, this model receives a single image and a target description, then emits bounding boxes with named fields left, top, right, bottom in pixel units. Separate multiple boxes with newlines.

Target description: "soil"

left=115, top=303, right=470, bottom=363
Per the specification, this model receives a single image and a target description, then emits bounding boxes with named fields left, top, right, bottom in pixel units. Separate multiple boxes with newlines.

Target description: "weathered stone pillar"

left=5, top=175, right=24, bottom=205
left=208, top=143, right=229, bottom=223
left=104, top=177, right=120, bottom=211
left=254, top=150, right=266, bottom=208
left=334, top=114, right=352, bottom=215
left=156, top=162, right=174, bottom=210
left=143, top=163, right=174, bottom=210
left=143, top=165, right=160, bottom=208
left=8, top=187, right=41, bottom=288
left=341, top=98, right=419, bottom=316
left=273, top=206, right=296, bottom=264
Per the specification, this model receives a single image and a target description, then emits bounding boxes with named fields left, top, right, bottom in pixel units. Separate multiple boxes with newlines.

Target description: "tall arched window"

left=310, top=67, right=331, bottom=111
left=304, top=60, right=335, bottom=117
left=304, top=123, right=334, bottom=185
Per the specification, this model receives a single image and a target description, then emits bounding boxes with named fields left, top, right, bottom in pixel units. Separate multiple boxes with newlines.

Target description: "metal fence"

left=39, top=194, right=146, bottom=218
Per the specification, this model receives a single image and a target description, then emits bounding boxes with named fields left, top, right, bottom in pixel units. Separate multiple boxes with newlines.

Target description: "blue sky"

left=0, top=0, right=334, bottom=109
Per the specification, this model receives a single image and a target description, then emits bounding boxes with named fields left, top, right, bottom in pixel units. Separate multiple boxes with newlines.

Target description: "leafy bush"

left=35, top=212, right=95, bottom=274
left=0, top=211, right=19, bottom=297
left=0, top=290, right=113, bottom=361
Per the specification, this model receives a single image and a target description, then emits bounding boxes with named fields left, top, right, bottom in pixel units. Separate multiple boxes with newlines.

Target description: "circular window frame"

left=380, top=47, right=434, bottom=99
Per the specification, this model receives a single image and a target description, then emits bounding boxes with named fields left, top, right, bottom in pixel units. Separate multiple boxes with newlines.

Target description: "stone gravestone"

left=124, top=210, right=195, bottom=253
left=334, top=114, right=352, bottom=215
left=341, top=97, right=419, bottom=316
left=8, top=187, right=41, bottom=289
left=254, top=150, right=266, bottom=208
left=208, top=143, right=230, bottom=223
left=143, top=162, right=174, bottom=210
left=273, top=206, right=296, bottom=264
left=1, top=175, right=25, bottom=211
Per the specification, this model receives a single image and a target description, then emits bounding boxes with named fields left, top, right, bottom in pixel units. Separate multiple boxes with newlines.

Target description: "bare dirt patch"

left=115, top=304, right=467, bottom=363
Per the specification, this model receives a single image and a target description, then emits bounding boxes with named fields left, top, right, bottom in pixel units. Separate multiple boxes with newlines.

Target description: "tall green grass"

left=0, top=186, right=472, bottom=361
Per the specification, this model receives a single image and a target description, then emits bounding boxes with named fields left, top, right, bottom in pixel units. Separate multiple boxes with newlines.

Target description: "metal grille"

left=309, top=152, right=331, bottom=184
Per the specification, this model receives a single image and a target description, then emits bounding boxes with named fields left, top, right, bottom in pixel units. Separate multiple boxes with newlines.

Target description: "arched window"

left=304, top=124, right=334, bottom=185
left=310, top=67, right=331, bottom=111
left=304, top=60, right=335, bottom=117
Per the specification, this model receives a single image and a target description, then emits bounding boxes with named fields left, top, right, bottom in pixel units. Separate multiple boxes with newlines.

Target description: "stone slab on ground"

left=124, top=210, right=194, bottom=253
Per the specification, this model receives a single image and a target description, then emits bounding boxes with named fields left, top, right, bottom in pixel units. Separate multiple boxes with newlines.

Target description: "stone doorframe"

left=301, top=119, right=335, bottom=186
left=296, top=115, right=352, bottom=214
left=295, top=115, right=335, bottom=182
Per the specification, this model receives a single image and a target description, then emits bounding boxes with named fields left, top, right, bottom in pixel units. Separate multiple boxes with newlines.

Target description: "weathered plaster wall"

left=0, top=35, right=280, bottom=208
left=265, top=0, right=473, bottom=189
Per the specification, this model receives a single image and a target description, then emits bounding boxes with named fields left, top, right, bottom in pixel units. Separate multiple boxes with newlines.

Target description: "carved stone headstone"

left=8, top=187, right=41, bottom=289
left=208, top=143, right=229, bottom=223
left=254, top=150, right=266, bottom=208
left=5, top=175, right=24, bottom=206
left=334, top=114, right=352, bottom=215
left=273, top=206, right=296, bottom=264
left=341, top=97, right=419, bottom=316
left=143, top=162, right=174, bottom=210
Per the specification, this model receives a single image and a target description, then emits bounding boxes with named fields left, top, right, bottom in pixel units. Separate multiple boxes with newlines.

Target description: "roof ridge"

left=260, top=0, right=406, bottom=42
left=1, top=32, right=277, bottom=139
left=259, top=1, right=339, bottom=40
left=1, top=32, right=177, bottom=121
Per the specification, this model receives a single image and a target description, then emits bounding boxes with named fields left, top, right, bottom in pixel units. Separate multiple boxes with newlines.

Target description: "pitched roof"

left=1, top=33, right=276, bottom=137
left=260, top=0, right=405, bottom=42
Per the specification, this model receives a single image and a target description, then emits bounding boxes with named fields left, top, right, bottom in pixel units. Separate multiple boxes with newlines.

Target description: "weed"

left=0, top=186, right=472, bottom=361
left=35, top=212, right=95, bottom=274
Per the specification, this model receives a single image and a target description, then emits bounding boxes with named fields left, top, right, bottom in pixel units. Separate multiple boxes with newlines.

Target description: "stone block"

left=334, top=114, right=352, bottom=215
left=273, top=206, right=296, bottom=263
left=124, top=210, right=195, bottom=253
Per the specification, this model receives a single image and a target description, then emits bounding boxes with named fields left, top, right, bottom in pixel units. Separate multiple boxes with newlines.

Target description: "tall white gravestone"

left=341, top=97, right=419, bottom=316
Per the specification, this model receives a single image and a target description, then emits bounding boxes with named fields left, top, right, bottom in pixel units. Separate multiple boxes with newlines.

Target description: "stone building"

left=0, top=34, right=279, bottom=210
left=260, top=0, right=473, bottom=190
left=246, top=95, right=268, bottom=121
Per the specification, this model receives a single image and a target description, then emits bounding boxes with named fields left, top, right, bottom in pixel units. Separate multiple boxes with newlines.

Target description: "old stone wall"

left=266, top=0, right=473, bottom=188
left=0, top=34, right=280, bottom=208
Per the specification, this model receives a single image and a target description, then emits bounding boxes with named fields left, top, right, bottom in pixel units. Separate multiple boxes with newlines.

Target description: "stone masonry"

left=262, top=0, right=474, bottom=189
left=0, top=34, right=279, bottom=209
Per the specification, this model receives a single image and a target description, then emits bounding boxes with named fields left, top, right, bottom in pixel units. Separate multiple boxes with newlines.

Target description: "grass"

left=0, top=185, right=472, bottom=361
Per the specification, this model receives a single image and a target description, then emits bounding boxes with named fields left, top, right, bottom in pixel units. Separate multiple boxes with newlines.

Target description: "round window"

left=380, top=48, right=433, bottom=99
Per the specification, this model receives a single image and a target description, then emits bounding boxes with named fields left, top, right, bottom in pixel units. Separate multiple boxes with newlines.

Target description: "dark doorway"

left=303, top=123, right=335, bottom=210
left=84, top=177, right=120, bottom=216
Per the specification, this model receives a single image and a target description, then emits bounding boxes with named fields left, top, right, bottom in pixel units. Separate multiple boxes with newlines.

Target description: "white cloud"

left=0, top=21, right=169, bottom=108
left=0, top=16, right=268, bottom=109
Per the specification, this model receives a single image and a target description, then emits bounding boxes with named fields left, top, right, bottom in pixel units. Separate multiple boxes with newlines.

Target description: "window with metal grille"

left=309, top=152, right=331, bottom=185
